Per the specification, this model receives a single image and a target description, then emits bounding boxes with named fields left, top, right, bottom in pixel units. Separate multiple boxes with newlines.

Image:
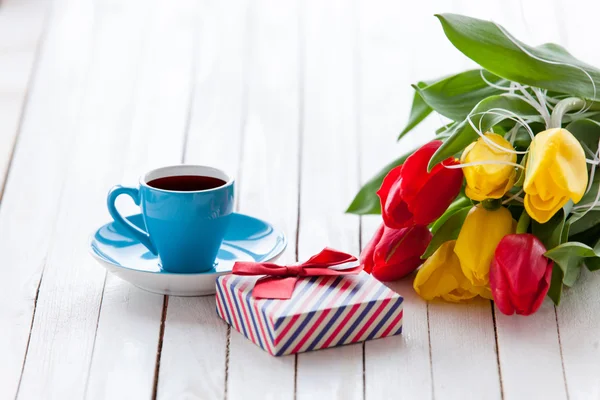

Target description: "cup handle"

left=107, top=185, right=157, bottom=254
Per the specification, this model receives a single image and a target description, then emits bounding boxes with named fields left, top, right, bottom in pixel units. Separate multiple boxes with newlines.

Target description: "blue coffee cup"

left=107, top=165, right=234, bottom=273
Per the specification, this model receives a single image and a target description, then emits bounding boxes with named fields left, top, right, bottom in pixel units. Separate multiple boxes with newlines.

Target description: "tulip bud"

left=524, top=128, right=588, bottom=223
left=413, top=240, right=479, bottom=302
left=361, top=223, right=432, bottom=281
left=461, top=132, right=517, bottom=201
left=378, top=140, right=464, bottom=229
left=454, top=205, right=515, bottom=298
left=490, top=234, right=553, bottom=316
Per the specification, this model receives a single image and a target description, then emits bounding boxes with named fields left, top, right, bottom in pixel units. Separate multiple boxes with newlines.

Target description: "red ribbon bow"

left=232, top=248, right=361, bottom=299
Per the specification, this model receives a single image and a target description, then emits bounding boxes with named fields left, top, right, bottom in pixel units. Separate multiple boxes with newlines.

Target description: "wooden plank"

left=423, top=2, right=501, bottom=395
left=16, top=0, right=149, bottom=398
left=495, top=301, right=566, bottom=399
left=429, top=300, right=500, bottom=400
left=551, top=2, right=600, bottom=399
left=225, top=0, right=299, bottom=398
left=0, top=0, right=49, bottom=191
left=420, top=3, right=566, bottom=399
left=295, top=1, right=363, bottom=399
left=558, top=269, right=600, bottom=400
left=0, top=0, right=92, bottom=398
left=353, top=1, right=500, bottom=399
left=357, top=0, right=440, bottom=395
left=357, top=1, right=577, bottom=398
left=481, top=2, right=567, bottom=398
left=84, top=0, right=195, bottom=398
left=155, top=0, right=249, bottom=398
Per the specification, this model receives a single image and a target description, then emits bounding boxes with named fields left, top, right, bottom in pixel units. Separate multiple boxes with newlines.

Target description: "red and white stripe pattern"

left=215, top=272, right=403, bottom=356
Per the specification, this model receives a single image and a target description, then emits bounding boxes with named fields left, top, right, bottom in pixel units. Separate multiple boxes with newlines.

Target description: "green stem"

left=481, top=198, right=502, bottom=211
left=516, top=210, right=531, bottom=234
left=549, top=97, right=586, bottom=129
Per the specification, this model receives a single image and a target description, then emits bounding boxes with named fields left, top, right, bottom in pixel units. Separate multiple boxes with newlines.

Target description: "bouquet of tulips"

left=348, top=14, right=600, bottom=316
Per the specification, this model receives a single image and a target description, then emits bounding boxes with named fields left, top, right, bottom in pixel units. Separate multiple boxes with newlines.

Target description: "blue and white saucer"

left=89, top=213, right=286, bottom=296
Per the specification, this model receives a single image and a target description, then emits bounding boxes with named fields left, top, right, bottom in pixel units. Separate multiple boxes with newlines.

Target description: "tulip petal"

left=409, top=159, right=464, bottom=225
left=378, top=140, right=463, bottom=228
left=378, top=166, right=414, bottom=228
left=414, top=240, right=479, bottom=302
left=524, top=128, right=588, bottom=223
left=372, top=225, right=432, bottom=281
left=524, top=193, right=568, bottom=224
left=529, top=191, right=565, bottom=211
left=528, top=260, right=553, bottom=315
left=490, top=256, right=516, bottom=315
left=455, top=205, right=515, bottom=288
left=524, top=129, right=557, bottom=191
left=360, top=223, right=385, bottom=274
left=373, top=256, right=423, bottom=282
left=400, top=140, right=442, bottom=202
left=462, top=133, right=517, bottom=201
left=545, top=129, right=587, bottom=202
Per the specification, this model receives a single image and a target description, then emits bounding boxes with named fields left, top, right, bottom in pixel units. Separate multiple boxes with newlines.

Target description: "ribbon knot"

left=285, top=265, right=304, bottom=276
left=232, top=247, right=361, bottom=299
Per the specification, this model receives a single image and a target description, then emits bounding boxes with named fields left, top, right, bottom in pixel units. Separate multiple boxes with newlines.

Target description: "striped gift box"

left=215, top=272, right=404, bottom=356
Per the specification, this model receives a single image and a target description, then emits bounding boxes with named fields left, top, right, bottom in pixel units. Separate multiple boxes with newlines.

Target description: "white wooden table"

left=2, top=0, right=600, bottom=398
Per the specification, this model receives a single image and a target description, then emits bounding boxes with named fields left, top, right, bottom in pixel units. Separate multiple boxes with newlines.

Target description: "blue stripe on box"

left=260, top=299, right=274, bottom=317
left=244, top=284, right=265, bottom=350
left=276, top=276, right=343, bottom=355
left=259, top=299, right=277, bottom=344
left=366, top=297, right=403, bottom=341
left=335, top=284, right=388, bottom=346
left=216, top=277, right=234, bottom=325
left=274, top=276, right=319, bottom=330
left=228, top=276, right=250, bottom=339
left=338, top=274, right=369, bottom=307
left=304, top=278, right=363, bottom=352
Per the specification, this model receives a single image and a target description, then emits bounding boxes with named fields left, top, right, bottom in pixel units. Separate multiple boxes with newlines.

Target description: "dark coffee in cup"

left=147, top=175, right=226, bottom=191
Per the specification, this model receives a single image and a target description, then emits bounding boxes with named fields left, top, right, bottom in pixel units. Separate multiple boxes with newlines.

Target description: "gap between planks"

left=491, top=302, right=505, bottom=400
left=151, top=296, right=169, bottom=400
left=293, top=0, right=307, bottom=395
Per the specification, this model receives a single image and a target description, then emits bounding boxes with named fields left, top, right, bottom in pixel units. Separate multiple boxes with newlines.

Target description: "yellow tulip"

left=454, top=205, right=514, bottom=298
left=461, top=132, right=517, bottom=201
left=524, top=128, right=588, bottom=223
left=413, top=240, right=479, bottom=302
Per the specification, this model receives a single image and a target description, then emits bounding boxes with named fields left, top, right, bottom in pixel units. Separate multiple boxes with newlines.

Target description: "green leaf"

left=569, top=211, right=600, bottom=237
left=568, top=174, right=600, bottom=236
left=346, top=150, right=414, bottom=215
left=398, top=83, right=433, bottom=140
left=436, top=14, right=600, bottom=100
left=569, top=223, right=600, bottom=247
left=566, top=118, right=600, bottom=155
left=430, top=194, right=471, bottom=234
left=413, top=69, right=505, bottom=121
left=587, top=238, right=600, bottom=271
left=428, top=94, right=539, bottom=170
left=422, top=206, right=471, bottom=259
left=532, top=208, right=566, bottom=249
left=545, top=242, right=600, bottom=288
left=436, top=122, right=456, bottom=135
left=547, top=264, right=564, bottom=305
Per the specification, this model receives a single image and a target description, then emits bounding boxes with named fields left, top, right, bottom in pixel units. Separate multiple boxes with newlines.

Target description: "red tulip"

left=489, top=234, right=553, bottom=316
left=361, top=223, right=432, bottom=281
left=377, top=140, right=463, bottom=229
